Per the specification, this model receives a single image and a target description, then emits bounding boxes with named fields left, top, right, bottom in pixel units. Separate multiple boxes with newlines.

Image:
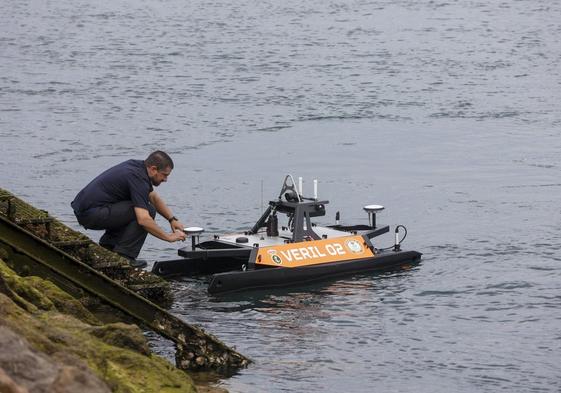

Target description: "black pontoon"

left=152, top=175, right=422, bottom=294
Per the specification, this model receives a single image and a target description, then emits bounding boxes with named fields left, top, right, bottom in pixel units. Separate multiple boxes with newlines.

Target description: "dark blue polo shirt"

left=71, top=159, right=153, bottom=214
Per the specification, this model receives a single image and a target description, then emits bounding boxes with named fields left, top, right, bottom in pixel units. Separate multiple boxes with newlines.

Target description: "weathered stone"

left=0, top=366, right=28, bottom=393
left=0, top=326, right=110, bottom=393
left=50, top=365, right=112, bottom=393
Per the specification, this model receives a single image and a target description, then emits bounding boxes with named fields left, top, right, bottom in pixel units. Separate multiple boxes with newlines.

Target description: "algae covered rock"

left=0, top=259, right=197, bottom=393
left=88, top=323, right=150, bottom=356
left=0, top=260, right=50, bottom=313
left=25, top=276, right=99, bottom=325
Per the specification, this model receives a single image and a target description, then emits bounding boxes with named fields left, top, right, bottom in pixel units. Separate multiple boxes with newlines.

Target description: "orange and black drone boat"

left=152, top=175, right=422, bottom=294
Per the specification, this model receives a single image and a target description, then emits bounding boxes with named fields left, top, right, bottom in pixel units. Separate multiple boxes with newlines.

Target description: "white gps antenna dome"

left=363, top=205, right=384, bottom=228
left=183, top=227, right=204, bottom=250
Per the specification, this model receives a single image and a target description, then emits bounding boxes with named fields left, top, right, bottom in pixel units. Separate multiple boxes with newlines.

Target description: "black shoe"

left=128, top=259, right=147, bottom=269
left=117, top=253, right=147, bottom=268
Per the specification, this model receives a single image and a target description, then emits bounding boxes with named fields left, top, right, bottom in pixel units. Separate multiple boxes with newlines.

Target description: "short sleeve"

left=128, top=173, right=151, bottom=210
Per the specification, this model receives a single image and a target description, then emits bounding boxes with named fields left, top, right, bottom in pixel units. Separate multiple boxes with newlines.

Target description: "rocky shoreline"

left=0, top=258, right=202, bottom=392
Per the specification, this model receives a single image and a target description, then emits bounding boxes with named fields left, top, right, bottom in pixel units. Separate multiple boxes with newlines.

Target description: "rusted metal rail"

left=0, top=192, right=249, bottom=371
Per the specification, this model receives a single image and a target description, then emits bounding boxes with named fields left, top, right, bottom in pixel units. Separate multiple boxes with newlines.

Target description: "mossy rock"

left=0, top=258, right=45, bottom=313
left=0, top=259, right=197, bottom=393
left=88, top=323, right=150, bottom=355
left=25, top=276, right=98, bottom=325
left=0, top=258, right=96, bottom=323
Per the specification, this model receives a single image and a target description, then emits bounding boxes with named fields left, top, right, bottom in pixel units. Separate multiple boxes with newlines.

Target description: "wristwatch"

left=168, top=216, right=178, bottom=223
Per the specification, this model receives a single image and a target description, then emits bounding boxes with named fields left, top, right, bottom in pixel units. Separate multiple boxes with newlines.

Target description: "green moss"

left=0, top=259, right=197, bottom=393
left=0, top=258, right=43, bottom=313
left=88, top=322, right=150, bottom=355
left=0, top=258, right=99, bottom=324
left=25, top=276, right=98, bottom=324
left=97, top=351, right=191, bottom=393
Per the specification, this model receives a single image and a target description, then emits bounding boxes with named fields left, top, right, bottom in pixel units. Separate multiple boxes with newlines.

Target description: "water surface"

left=1, top=0, right=560, bottom=391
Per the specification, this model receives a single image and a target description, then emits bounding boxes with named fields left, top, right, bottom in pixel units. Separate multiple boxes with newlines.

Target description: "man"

left=71, top=151, right=186, bottom=267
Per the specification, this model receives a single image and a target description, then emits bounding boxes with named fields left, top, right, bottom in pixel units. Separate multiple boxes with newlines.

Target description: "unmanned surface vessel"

left=152, top=176, right=422, bottom=294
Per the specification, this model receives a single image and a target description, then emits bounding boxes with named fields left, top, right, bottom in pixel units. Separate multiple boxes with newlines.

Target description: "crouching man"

left=71, top=150, right=186, bottom=267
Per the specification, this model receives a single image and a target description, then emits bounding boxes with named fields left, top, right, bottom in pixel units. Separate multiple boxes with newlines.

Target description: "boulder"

left=0, top=325, right=110, bottom=393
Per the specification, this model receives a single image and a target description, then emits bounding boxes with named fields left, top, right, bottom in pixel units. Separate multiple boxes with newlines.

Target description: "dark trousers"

left=75, top=201, right=156, bottom=259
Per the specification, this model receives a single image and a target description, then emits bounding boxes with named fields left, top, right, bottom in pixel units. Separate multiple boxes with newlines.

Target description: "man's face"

left=148, top=165, right=172, bottom=186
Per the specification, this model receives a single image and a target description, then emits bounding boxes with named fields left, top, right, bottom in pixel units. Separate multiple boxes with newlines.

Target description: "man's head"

left=145, top=150, right=174, bottom=186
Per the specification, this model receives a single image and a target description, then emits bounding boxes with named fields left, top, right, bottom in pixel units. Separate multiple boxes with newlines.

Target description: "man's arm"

left=134, top=207, right=185, bottom=242
left=148, top=191, right=185, bottom=232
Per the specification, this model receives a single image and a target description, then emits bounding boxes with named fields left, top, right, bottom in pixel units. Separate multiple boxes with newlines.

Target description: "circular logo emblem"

left=271, top=254, right=282, bottom=265
left=346, top=239, right=363, bottom=253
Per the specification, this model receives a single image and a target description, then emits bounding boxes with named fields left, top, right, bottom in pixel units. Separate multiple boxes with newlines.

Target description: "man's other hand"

left=169, top=229, right=186, bottom=242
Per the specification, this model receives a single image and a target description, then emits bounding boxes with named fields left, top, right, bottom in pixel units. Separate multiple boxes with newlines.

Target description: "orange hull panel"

left=255, top=235, right=374, bottom=268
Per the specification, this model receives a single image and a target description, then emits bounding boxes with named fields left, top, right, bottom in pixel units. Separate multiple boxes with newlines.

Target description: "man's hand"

left=168, top=229, right=186, bottom=242
left=135, top=207, right=186, bottom=243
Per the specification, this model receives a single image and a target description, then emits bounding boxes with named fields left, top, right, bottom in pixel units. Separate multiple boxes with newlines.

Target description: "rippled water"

left=2, top=0, right=561, bottom=391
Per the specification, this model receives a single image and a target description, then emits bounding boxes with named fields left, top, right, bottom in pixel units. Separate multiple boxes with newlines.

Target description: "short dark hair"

left=145, top=151, right=174, bottom=171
